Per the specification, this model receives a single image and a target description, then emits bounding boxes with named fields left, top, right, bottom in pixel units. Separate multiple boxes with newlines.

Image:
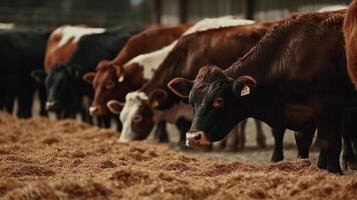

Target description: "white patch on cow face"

left=119, top=91, right=148, bottom=142
left=54, top=26, right=105, bottom=48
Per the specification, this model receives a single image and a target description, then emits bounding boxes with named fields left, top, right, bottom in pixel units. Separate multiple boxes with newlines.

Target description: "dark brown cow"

left=170, top=11, right=351, bottom=173
left=83, top=24, right=192, bottom=116
left=108, top=22, right=273, bottom=146
left=345, top=0, right=357, bottom=89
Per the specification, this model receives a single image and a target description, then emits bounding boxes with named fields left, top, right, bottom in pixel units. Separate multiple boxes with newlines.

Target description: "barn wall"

left=158, top=0, right=350, bottom=25
left=0, top=0, right=151, bottom=27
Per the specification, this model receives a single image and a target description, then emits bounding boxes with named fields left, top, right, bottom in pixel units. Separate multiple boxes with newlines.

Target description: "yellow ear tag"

left=151, top=100, right=159, bottom=108
left=240, top=85, right=250, bottom=96
left=118, top=74, right=124, bottom=83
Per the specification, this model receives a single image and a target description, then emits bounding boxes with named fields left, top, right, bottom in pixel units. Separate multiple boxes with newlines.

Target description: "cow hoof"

left=257, top=137, right=266, bottom=148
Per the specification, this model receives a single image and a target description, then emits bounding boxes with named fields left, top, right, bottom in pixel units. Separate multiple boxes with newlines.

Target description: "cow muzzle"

left=186, top=131, right=211, bottom=148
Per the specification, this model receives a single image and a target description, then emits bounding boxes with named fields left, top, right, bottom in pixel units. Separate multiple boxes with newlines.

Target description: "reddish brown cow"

left=345, top=0, right=357, bottom=89
left=83, top=24, right=192, bottom=116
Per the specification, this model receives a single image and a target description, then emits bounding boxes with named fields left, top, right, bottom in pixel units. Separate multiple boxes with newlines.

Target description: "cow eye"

left=105, top=81, right=115, bottom=89
left=212, top=97, right=224, bottom=108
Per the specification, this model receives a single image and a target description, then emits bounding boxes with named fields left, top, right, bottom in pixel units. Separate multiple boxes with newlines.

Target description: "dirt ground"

left=1, top=111, right=357, bottom=199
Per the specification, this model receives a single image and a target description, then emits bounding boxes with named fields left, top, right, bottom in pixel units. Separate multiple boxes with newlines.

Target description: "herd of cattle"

left=1, top=1, right=357, bottom=174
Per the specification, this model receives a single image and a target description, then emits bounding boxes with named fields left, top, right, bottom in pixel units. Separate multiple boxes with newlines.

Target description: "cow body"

left=111, top=21, right=271, bottom=144
left=345, top=0, right=357, bottom=90
left=0, top=28, right=50, bottom=118
left=45, top=26, right=143, bottom=123
left=175, top=11, right=350, bottom=173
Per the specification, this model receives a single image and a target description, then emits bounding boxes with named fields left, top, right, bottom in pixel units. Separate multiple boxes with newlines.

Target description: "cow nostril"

left=194, top=133, right=201, bottom=141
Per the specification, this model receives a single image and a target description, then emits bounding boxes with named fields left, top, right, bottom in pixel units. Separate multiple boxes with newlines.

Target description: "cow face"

left=107, top=91, right=156, bottom=142
left=84, top=62, right=142, bottom=116
left=169, top=66, right=256, bottom=148
left=84, top=66, right=118, bottom=116
left=45, top=64, right=81, bottom=112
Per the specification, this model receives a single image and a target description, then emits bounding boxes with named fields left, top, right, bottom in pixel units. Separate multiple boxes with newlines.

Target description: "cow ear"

left=115, top=65, right=125, bottom=83
left=31, top=69, right=46, bottom=83
left=148, top=89, right=167, bottom=108
left=167, top=77, right=193, bottom=99
left=232, top=76, right=256, bottom=97
left=106, top=100, right=125, bottom=114
left=83, top=72, right=96, bottom=84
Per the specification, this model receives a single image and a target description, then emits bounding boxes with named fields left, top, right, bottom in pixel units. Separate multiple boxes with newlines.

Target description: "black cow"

left=35, top=26, right=143, bottom=127
left=169, top=11, right=355, bottom=173
left=0, top=27, right=50, bottom=118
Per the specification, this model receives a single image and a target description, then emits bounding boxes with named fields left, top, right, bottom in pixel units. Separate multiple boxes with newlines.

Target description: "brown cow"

left=83, top=24, right=192, bottom=116
left=169, top=11, right=351, bottom=173
left=345, top=0, right=357, bottom=89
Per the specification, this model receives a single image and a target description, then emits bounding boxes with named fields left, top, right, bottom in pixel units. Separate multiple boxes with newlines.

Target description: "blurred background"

left=0, top=0, right=352, bottom=27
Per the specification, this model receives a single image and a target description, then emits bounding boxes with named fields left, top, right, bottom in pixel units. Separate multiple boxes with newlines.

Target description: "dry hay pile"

left=0, top=111, right=357, bottom=200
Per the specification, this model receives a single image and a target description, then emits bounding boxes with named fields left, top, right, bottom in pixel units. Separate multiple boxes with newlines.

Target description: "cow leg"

left=115, top=117, right=122, bottom=132
left=155, top=120, right=168, bottom=143
left=176, top=117, right=193, bottom=150
left=17, top=81, right=35, bottom=118
left=237, top=119, right=247, bottom=149
left=342, top=110, right=357, bottom=170
left=3, top=95, right=15, bottom=114
left=316, top=108, right=342, bottom=174
left=224, top=124, right=239, bottom=152
left=271, top=128, right=285, bottom=162
left=38, top=84, right=48, bottom=117
left=294, top=127, right=315, bottom=159
left=254, top=120, right=266, bottom=148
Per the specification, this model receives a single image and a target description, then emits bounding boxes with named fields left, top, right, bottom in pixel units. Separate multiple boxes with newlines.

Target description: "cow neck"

left=140, top=41, right=187, bottom=95
left=243, top=87, right=284, bottom=129
left=224, top=22, right=290, bottom=85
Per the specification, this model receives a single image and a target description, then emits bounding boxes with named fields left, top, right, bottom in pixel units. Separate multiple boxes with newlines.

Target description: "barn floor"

left=1, top=111, right=357, bottom=199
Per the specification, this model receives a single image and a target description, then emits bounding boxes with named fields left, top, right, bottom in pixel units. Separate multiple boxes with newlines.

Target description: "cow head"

left=84, top=60, right=144, bottom=116
left=168, top=66, right=256, bottom=148
left=45, top=64, right=82, bottom=113
left=107, top=90, right=166, bottom=142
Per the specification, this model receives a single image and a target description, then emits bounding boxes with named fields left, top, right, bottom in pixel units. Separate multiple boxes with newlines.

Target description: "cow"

left=343, top=0, right=357, bottom=170
left=31, top=25, right=107, bottom=118
left=107, top=22, right=278, bottom=152
left=0, top=27, right=50, bottom=118
left=42, top=26, right=143, bottom=125
left=169, top=11, right=351, bottom=173
left=83, top=24, right=192, bottom=116
left=345, top=0, right=357, bottom=90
